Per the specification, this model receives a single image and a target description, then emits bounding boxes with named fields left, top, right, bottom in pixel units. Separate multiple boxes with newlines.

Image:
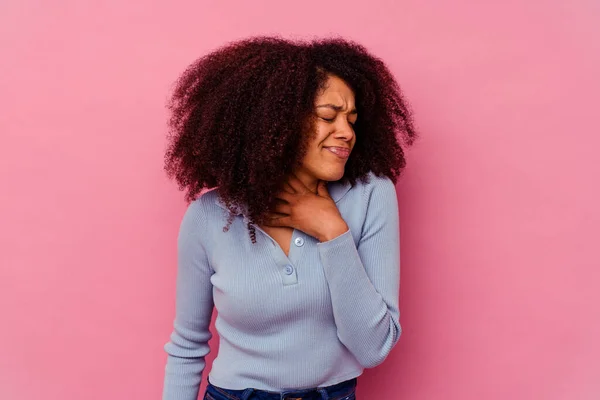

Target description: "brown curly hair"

left=164, top=35, right=417, bottom=240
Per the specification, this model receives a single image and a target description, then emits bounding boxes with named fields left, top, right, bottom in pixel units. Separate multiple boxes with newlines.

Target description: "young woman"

left=162, top=36, right=416, bottom=400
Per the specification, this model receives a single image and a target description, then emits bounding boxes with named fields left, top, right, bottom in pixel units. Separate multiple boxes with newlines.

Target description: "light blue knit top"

left=162, top=171, right=402, bottom=400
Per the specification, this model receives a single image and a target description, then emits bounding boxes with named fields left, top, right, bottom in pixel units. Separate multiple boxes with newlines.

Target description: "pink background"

left=1, top=1, right=599, bottom=399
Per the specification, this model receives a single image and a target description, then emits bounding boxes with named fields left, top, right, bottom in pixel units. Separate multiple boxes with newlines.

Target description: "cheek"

left=311, top=123, right=330, bottom=146
left=300, top=122, right=330, bottom=165
left=300, top=141, right=324, bottom=169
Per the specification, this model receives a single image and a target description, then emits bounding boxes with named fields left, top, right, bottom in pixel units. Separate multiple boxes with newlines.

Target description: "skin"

left=263, top=74, right=358, bottom=244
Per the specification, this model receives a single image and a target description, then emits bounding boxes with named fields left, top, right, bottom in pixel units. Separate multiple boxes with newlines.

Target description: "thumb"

left=317, top=180, right=331, bottom=198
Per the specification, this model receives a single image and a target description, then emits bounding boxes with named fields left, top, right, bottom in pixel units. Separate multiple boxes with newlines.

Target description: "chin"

left=317, top=168, right=345, bottom=182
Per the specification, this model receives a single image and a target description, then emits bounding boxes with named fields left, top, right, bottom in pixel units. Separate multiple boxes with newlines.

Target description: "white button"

left=294, top=237, right=304, bottom=247
left=284, top=264, right=294, bottom=275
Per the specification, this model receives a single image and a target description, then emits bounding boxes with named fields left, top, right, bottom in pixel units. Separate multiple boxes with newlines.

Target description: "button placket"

left=247, top=223, right=305, bottom=286
left=280, top=262, right=297, bottom=285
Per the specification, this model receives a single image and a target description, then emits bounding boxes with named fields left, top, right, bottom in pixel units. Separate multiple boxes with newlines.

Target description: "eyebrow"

left=316, top=104, right=358, bottom=114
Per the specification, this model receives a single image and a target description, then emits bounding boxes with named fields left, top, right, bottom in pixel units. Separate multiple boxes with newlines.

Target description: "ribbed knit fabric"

left=162, top=171, right=402, bottom=400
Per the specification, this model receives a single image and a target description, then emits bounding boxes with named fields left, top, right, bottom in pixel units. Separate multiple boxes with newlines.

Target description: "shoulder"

left=351, top=171, right=397, bottom=202
left=179, top=189, right=222, bottom=233
left=337, top=171, right=398, bottom=224
left=353, top=171, right=399, bottom=224
left=183, top=188, right=221, bottom=216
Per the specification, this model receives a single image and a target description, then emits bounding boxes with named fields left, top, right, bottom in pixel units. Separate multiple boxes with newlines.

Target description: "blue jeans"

left=204, top=376, right=357, bottom=400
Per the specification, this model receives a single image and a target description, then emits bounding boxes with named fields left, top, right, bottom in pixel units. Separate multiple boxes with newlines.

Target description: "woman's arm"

left=162, top=200, right=214, bottom=400
left=316, top=175, right=401, bottom=368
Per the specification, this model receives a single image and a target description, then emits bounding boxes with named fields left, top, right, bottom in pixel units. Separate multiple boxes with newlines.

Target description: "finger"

left=274, top=191, right=294, bottom=203
left=271, top=199, right=292, bottom=215
left=282, top=181, right=295, bottom=194
left=263, top=213, right=289, bottom=227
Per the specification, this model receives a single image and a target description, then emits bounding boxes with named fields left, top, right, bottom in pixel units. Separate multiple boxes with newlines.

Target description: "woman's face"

left=296, top=74, right=357, bottom=185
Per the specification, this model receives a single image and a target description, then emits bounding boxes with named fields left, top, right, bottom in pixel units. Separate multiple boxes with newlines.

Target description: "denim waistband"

left=206, top=376, right=357, bottom=400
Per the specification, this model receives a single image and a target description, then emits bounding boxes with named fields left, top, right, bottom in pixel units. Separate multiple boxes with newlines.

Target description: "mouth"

left=324, top=146, right=351, bottom=159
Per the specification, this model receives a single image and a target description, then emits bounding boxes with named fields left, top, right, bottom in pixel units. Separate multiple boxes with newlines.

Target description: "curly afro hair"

left=164, top=35, right=417, bottom=240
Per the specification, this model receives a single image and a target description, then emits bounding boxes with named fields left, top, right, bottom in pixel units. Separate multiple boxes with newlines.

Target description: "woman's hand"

left=264, top=174, right=349, bottom=242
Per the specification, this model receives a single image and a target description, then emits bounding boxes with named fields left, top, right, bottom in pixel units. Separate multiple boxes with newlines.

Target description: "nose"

left=334, top=121, right=355, bottom=142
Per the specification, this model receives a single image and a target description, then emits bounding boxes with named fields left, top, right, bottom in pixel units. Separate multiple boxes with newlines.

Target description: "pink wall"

left=1, top=1, right=599, bottom=399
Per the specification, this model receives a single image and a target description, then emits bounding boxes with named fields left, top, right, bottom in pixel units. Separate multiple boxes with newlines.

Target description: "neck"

left=290, top=169, right=319, bottom=194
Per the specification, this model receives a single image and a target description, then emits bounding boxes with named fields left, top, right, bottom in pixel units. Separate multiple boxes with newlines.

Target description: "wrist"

left=319, top=220, right=349, bottom=242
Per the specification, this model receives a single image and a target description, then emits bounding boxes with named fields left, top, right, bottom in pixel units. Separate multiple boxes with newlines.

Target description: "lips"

left=324, top=146, right=351, bottom=159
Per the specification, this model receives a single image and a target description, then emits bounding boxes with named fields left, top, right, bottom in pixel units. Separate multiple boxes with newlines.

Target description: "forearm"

left=163, top=199, right=215, bottom=400
left=317, top=229, right=401, bottom=368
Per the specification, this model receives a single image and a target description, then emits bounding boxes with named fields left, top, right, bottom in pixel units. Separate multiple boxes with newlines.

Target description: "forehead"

left=316, top=75, right=355, bottom=105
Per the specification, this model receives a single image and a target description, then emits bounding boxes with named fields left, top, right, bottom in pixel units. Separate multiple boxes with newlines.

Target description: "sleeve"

left=316, top=175, right=401, bottom=368
left=162, top=199, right=215, bottom=400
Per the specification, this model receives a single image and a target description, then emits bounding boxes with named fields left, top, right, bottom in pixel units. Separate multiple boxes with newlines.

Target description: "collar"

left=214, top=179, right=353, bottom=216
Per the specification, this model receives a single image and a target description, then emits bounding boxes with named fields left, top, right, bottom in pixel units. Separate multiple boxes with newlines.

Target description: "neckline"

left=213, top=178, right=353, bottom=216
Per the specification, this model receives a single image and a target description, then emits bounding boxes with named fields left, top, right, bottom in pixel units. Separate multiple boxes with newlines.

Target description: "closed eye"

left=321, top=117, right=356, bottom=127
